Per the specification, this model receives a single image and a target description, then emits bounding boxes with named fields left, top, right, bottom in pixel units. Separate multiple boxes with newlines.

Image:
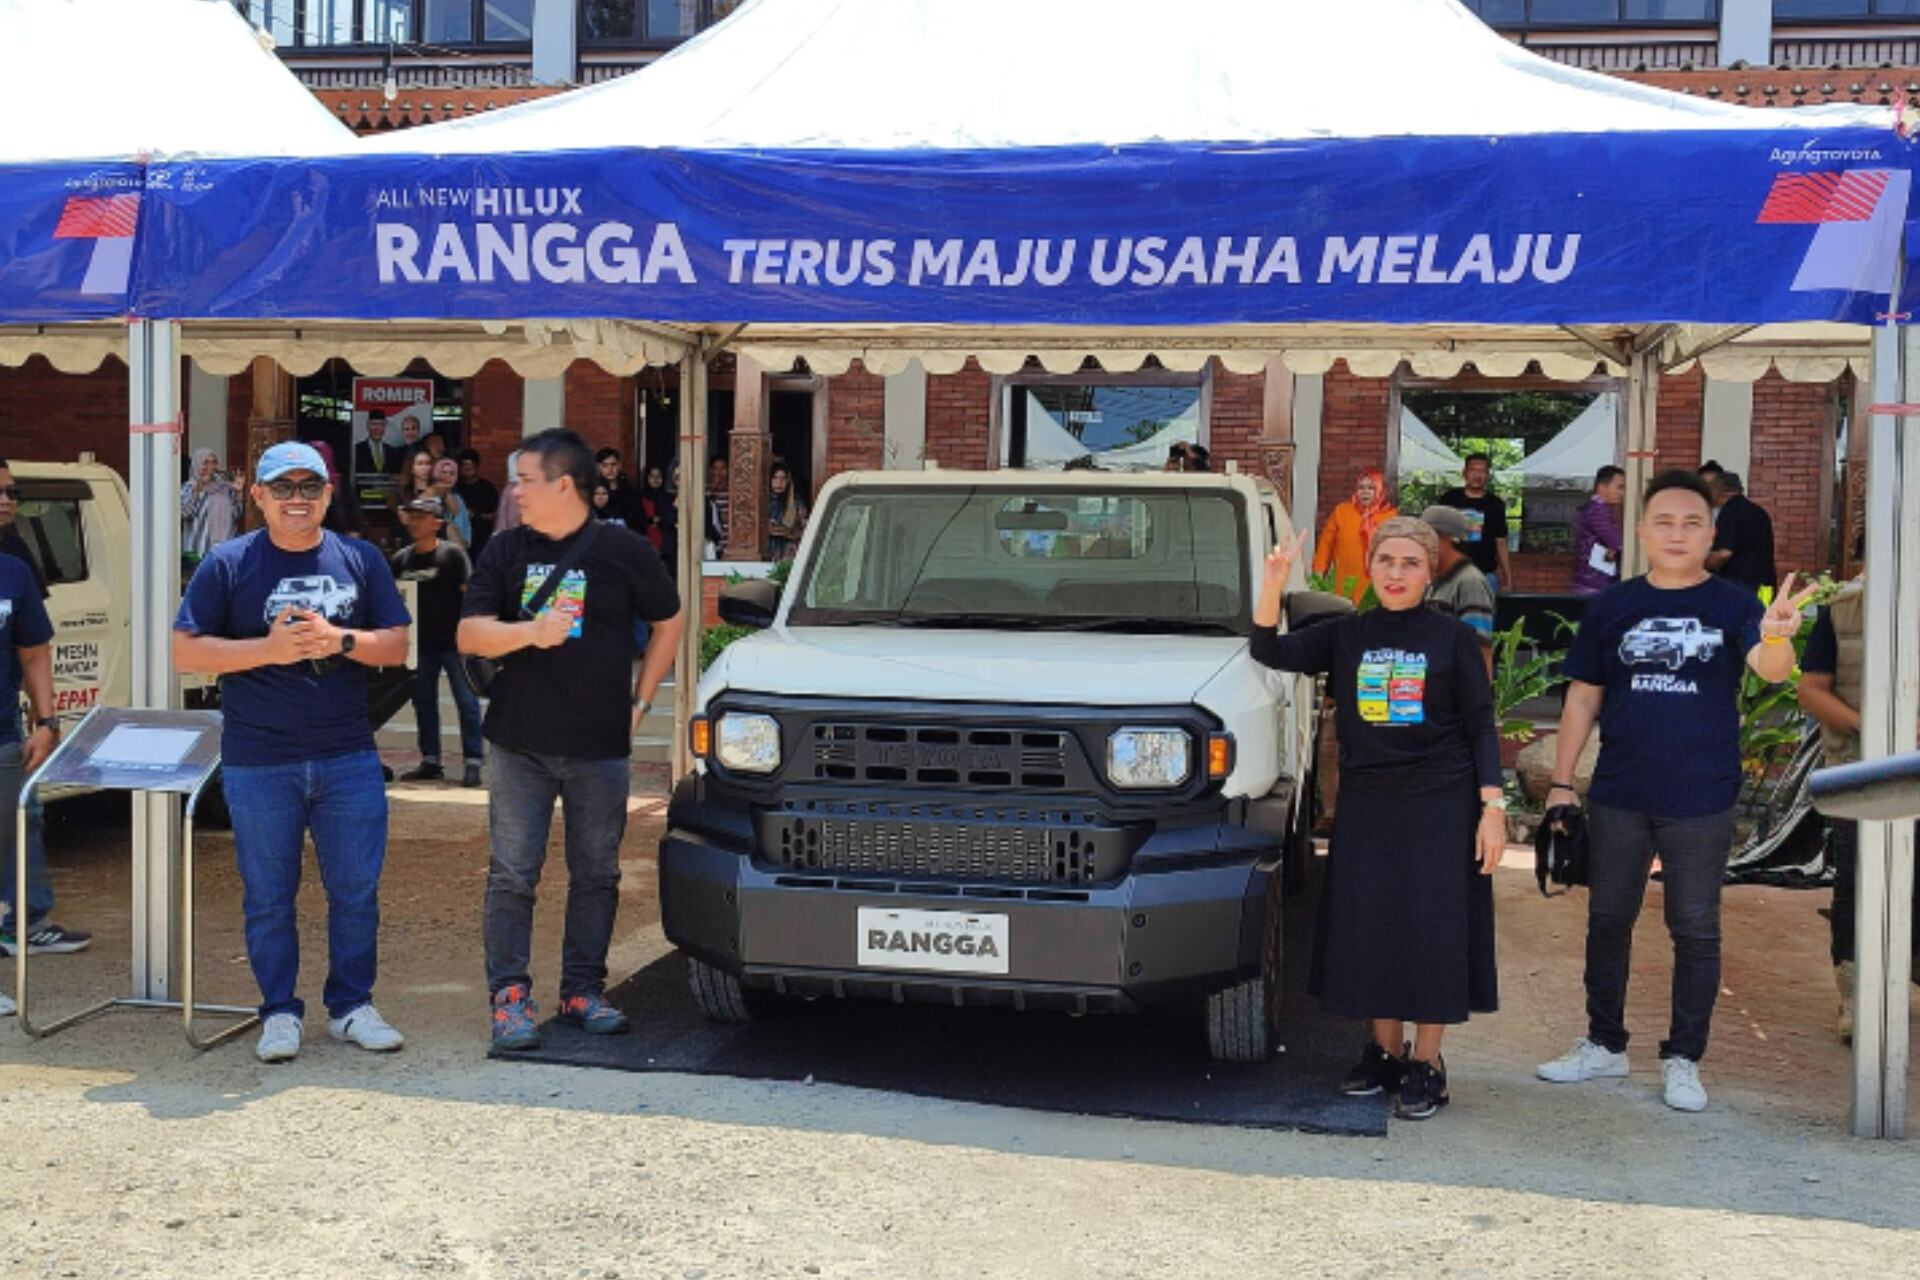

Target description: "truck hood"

left=707, top=627, right=1245, bottom=708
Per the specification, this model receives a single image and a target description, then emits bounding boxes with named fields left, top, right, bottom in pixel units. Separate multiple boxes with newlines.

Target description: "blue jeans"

left=413, top=650, right=484, bottom=765
left=0, top=742, right=53, bottom=932
left=483, top=746, right=629, bottom=1000
left=1584, top=800, right=1737, bottom=1063
left=223, top=750, right=390, bottom=1021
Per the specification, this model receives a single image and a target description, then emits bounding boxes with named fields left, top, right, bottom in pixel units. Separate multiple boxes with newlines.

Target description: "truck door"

left=15, top=478, right=119, bottom=726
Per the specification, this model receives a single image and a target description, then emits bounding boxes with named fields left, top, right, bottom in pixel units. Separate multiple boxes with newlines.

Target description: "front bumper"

left=660, top=784, right=1281, bottom=1011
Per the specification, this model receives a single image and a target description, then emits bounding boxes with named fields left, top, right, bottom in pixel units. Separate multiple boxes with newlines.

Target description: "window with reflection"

left=1460, top=0, right=1717, bottom=21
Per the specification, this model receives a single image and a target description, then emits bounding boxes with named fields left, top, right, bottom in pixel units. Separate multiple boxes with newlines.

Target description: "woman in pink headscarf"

left=1313, top=467, right=1397, bottom=603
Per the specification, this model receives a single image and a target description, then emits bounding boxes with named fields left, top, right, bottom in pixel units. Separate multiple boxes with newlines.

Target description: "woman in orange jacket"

left=1314, top=467, right=1396, bottom=603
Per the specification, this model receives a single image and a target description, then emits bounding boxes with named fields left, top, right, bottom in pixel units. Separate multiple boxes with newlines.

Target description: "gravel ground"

left=4, top=783, right=1920, bottom=1279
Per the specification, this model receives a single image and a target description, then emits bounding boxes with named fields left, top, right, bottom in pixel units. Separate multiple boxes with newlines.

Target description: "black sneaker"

left=1395, top=1057, right=1450, bottom=1121
left=0, top=923, right=93, bottom=956
left=1338, top=1039, right=1409, bottom=1097
left=400, top=761, right=444, bottom=782
left=462, top=762, right=483, bottom=789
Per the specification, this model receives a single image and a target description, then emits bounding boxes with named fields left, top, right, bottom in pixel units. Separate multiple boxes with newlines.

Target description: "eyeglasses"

left=0, top=486, right=20, bottom=501
left=263, top=479, right=328, bottom=501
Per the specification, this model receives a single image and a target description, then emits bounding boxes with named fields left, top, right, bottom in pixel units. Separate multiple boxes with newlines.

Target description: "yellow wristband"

left=1761, top=634, right=1789, bottom=646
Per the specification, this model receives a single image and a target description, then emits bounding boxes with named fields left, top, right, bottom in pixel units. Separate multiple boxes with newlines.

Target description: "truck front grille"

left=757, top=800, right=1129, bottom=885
left=809, top=723, right=1074, bottom=791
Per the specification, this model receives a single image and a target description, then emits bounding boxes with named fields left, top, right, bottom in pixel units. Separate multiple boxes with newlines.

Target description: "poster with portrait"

left=350, top=377, right=433, bottom=503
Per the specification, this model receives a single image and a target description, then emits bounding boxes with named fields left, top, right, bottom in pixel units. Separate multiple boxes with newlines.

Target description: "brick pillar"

left=1259, top=358, right=1297, bottom=513
left=1749, top=370, right=1838, bottom=575
left=1315, top=361, right=1393, bottom=530
left=824, top=360, right=886, bottom=481
left=1654, top=365, right=1705, bottom=473
left=924, top=358, right=993, bottom=469
left=563, top=361, right=635, bottom=461
left=726, top=354, right=771, bottom=560
left=245, top=357, right=294, bottom=530
left=468, top=360, right=525, bottom=486
left=1207, top=359, right=1264, bottom=478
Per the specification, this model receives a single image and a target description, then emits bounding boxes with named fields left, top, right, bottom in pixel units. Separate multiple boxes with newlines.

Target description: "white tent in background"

left=1398, top=409, right=1466, bottom=476
left=1519, top=393, right=1621, bottom=490
left=1097, top=402, right=1201, bottom=470
left=1007, top=393, right=1095, bottom=467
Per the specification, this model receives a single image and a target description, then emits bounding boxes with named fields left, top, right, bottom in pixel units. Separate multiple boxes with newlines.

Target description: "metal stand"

left=13, top=707, right=255, bottom=1047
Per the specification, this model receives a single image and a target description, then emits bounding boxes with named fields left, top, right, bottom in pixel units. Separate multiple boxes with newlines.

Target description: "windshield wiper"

left=1048, top=616, right=1242, bottom=635
left=883, top=613, right=1053, bottom=629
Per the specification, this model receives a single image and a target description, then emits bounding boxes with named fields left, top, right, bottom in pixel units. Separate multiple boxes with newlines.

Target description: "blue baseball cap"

left=256, top=441, right=330, bottom=484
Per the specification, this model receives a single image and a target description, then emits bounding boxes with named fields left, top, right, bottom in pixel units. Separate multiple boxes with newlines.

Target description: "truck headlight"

left=715, top=712, right=782, bottom=774
left=1107, top=728, right=1191, bottom=789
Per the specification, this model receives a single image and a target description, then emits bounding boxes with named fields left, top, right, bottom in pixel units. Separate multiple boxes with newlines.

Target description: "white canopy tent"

left=1517, top=394, right=1621, bottom=490
left=1398, top=409, right=1469, bottom=477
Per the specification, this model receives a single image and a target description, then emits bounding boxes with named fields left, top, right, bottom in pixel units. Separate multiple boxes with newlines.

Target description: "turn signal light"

left=690, top=716, right=711, bottom=758
left=1207, top=733, right=1234, bottom=780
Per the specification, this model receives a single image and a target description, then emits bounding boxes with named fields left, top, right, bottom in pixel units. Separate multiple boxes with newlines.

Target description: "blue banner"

left=130, top=128, right=1919, bottom=326
left=0, top=163, right=145, bottom=322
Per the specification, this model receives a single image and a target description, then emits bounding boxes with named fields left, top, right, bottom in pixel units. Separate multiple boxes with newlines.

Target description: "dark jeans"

left=223, top=751, right=389, bottom=1021
left=413, top=650, right=484, bottom=765
left=1827, top=818, right=1920, bottom=968
left=1584, top=800, right=1737, bottom=1063
left=482, top=745, right=629, bottom=1000
left=0, top=742, right=53, bottom=932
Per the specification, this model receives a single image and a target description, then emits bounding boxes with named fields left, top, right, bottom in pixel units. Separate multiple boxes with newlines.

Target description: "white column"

left=672, top=344, right=708, bottom=784
left=1619, top=352, right=1660, bottom=576
left=1700, top=377, right=1753, bottom=480
left=127, top=320, right=182, bottom=1001
left=882, top=359, right=927, bottom=470
left=530, top=0, right=577, bottom=85
left=1291, top=372, right=1324, bottom=535
left=1719, top=0, right=1771, bottom=68
left=522, top=376, right=566, bottom=434
left=186, top=364, right=229, bottom=463
left=1854, top=322, right=1920, bottom=1138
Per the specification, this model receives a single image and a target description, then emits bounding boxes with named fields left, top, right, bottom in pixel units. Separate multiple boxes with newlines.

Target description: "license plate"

left=856, top=907, right=1010, bottom=976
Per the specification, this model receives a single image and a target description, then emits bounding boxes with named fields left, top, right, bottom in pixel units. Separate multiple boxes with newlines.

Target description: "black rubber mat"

left=494, top=868, right=1389, bottom=1137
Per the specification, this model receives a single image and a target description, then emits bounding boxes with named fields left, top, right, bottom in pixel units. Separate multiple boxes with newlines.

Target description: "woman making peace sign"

left=1252, top=516, right=1505, bottom=1121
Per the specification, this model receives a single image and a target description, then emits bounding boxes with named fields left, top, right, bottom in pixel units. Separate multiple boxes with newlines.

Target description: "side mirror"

left=1284, top=590, right=1356, bottom=632
left=717, top=577, right=781, bottom=629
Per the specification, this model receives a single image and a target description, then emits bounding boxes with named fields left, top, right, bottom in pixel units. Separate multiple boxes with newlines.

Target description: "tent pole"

left=1855, top=317, right=1919, bottom=1139
left=1619, top=350, right=1659, bottom=576
left=672, top=339, right=709, bottom=785
left=126, top=320, right=182, bottom=1002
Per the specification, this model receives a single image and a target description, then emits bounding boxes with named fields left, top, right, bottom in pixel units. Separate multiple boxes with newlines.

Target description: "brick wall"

left=924, top=358, right=993, bottom=470
left=1207, top=360, right=1263, bottom=476
left=1315, top=360, right=1393, bottom=531
left=824, top=360, right=886, bottom=480
left=1654, top=366, right=1704, bottom=472
left=1748, top=371, right=1834, bottom=575
left=564, top=362, right=634, bottom=462
left=467, top=360, right=524, bottom=486
left=0, top=355, right=132, bottom=477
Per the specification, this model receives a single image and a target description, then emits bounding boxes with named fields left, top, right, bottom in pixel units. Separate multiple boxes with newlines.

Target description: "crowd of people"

left=0, top=432, right=1876, bottom=1124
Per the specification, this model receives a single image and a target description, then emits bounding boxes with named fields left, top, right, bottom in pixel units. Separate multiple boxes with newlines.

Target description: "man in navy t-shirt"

left=174, top=441, right=412, bottom=1064
left=1534, top=470, right=1813, bottom=1113
left=0, top=544, right=56, bottom=1018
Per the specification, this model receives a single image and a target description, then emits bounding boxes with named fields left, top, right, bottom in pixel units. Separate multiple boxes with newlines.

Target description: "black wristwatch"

left=33, top=716, right=58, bottom=735
left=339, top=631, right=357, bottom=657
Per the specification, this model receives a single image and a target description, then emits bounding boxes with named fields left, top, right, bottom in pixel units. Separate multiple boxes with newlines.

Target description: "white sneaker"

left=0, top=990, right=16, bottom=1017
left=255, top=1013, right=303, bottom=1063
left=329, top=1004, right=405, bottom=1053
left=1537, top=1037, right=1631, bottom=1083
left=1662, top=1056, right=1708, bottom=1112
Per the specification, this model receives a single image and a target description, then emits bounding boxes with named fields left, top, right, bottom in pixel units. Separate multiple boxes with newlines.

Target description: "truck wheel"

left=1206, top=871, right=1283, bottom=1063
left=686, top=954, right=757, bottom=1022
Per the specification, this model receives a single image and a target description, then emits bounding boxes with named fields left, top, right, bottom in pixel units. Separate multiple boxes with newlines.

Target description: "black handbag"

left=1534, top=802, right=1591, bottom=897
left=461, top=522, right=602, bottom=697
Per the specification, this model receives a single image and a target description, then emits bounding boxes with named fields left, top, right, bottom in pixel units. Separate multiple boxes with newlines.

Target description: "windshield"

left=789, top=486, right=1250, bottom=635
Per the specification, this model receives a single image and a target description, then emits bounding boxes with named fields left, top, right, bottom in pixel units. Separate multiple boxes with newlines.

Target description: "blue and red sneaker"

left=490, top=984, right=541, bottom=1051
left=557, top=991, right=630, bottom=1035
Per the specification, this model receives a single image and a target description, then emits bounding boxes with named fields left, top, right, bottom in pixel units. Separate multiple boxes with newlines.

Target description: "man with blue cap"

left=173, top=441, right=412, bottom=1063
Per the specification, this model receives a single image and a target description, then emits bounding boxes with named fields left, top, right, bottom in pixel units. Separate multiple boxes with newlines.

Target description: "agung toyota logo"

left=1757, top=166, right=1910, bottom=294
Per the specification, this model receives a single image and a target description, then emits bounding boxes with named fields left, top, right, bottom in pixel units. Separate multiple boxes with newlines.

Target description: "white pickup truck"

left=661, top=468, right=1348, bottom=1061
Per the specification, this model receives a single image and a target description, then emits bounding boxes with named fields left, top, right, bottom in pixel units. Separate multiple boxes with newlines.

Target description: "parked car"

left=660, top=468, right=1345, bottom=1062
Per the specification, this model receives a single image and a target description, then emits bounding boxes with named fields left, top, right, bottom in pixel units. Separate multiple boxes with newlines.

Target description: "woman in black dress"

left=1251, top=516, right=1505, bottom=1119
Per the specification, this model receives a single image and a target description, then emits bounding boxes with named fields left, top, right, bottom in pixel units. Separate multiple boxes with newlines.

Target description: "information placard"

left=35, top=707, right=222, bottom=795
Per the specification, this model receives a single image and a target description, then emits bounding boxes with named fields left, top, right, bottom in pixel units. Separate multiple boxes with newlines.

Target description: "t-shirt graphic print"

left=262, top=574, right=360, bottom=627
left=522, top=564, right=588, bottom=638
left=1357, top=647, right=1428, bottom=725
left=1616, top=616, right=1725, bottom=689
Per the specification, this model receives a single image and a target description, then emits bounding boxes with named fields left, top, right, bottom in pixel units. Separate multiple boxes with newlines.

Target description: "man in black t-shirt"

left=459, top=429, right=684, bottom=1052
left=1436, top=453, right=1512, bottom=594
left=454, top=448, right=499, bottom=556
left=391, top=497, right=482, bottom=788
left=1705, top=471, right=1776, bottom=592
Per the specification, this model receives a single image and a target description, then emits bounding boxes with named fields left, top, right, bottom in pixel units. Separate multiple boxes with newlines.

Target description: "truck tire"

left=686, top=954, right=757, bottom=1022
left=1205, top=870, right=1283, bottom=1063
